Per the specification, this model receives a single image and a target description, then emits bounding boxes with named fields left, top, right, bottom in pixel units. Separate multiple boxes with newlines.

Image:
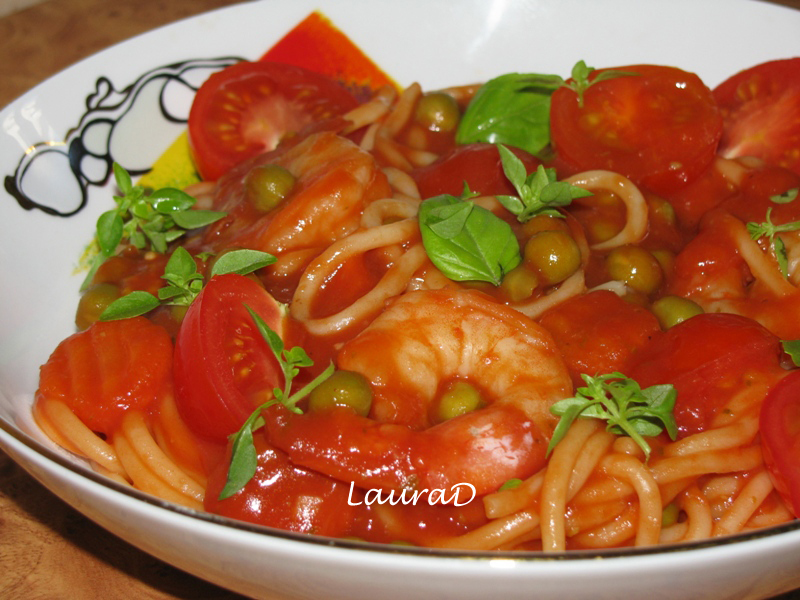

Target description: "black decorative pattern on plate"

left=4, top=56, right=242, bottom=217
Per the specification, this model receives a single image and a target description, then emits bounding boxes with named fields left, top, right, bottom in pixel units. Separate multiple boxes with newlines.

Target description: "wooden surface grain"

left=1, top=0, right=799, bottom=599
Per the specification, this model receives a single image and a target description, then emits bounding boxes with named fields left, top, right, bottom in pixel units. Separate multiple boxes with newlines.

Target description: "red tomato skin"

left=204, top=432, right=356, bottom=537
left=668, top=210, right=751, bottom=300
left=36, top=317, right=173, bottom=435
left=628, top=313, right=783, bottom=437
left=537, top=290, right=662, bottom=388
left=411, top=143, right=540, bottom=199
left=760, top=370, right=800, bottom=517
left=713, top=58, right=800, bottom=176
left=188, top=61, right=359, bottom=181
left=173, top=274, right=284, bottom=441
left=550, top=65, right=722, bottom=195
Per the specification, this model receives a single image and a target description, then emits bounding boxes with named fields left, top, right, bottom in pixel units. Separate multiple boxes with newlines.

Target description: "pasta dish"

left=31, top=15, right=800, bottom=552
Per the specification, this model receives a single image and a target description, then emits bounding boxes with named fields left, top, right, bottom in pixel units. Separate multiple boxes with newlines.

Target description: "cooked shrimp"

left=265, top=288, right=572, bottom=496
left=203, top=131, right=392, bottom=256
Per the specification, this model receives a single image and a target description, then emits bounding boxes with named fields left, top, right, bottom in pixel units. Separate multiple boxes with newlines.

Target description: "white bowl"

left=2, top=1, right=800, bottom=598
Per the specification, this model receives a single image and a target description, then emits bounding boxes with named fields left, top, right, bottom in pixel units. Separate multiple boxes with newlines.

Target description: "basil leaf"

left=164, top=246, right=198, bottom=281
left=419, top=194, right=521, bottom=286
left=113, top=162, right=133, bottom=195
left=210, top=249, right=277, bottom=277
left=150, top=188, right=196, bottom=213
left=157, top=285, right=187, bottom=301
left=172, top=209, right=228, bottom=229
left=96, top=210, right=123, bottom=256
left=100, top=290, right=160, bottom=321
left=217, top=411, right=267, bottom=500
left=427, top=202, right=473, bottom=238
left=456, top=72, right=561, bottom=157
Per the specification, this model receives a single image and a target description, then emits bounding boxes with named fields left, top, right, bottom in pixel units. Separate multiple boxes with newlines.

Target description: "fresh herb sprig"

left=746, top=192, right=800, bottom=279
left=99, top=247, right=276, bottom=321
left=83, top=163, right=227, bottom=289
left=218, top=310, right=335, bottom=499
left=547, top=372, right=678, bottom=460
left=496, top=144, right=592, bottom=223
left=418, top=187, right=521, bottom=286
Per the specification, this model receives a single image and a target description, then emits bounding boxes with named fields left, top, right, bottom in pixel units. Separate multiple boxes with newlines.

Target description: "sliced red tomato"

left=411, top=142, right=541, bottom=199
left=188, top=61, right=359, bottom=181
left=713, top=58, right=800, bottom=176
left=204, top=432, right=355, bottom=537
left=537, top=290, right=662, bottom=387
left=760, top=370, right=800, bottom=517
left=36, top=317, right=172, bottom=435
left=550, top=65, right=723, bottom=195
left=628, top=313, right=783, bottom=437
left=173, top=274, right=285, bottom=440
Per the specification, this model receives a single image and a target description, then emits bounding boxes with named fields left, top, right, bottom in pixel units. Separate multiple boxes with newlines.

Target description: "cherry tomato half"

left=538, top=290, right=662, bottom=388
left=550, top=65, right=723, bottom=195
left=760, top=369, right=800, bottom=517
left=628, top=313, right=783, bottom=437
left=713, top=57, right=800, bottom=176
left=173, top=274, right=285, bottom=440
left=188, top=61, right=359, bottom=181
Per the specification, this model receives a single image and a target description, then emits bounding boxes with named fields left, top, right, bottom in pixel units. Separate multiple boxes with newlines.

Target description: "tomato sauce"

left=39, top=49, right=800, bottom=546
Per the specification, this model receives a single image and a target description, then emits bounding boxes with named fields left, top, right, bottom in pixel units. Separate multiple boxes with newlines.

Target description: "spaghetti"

left=33, top=52, right=800, bottom=552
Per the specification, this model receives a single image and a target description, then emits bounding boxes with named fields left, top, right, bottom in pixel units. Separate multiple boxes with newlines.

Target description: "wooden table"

left=1, top=0, right=800, bottom=598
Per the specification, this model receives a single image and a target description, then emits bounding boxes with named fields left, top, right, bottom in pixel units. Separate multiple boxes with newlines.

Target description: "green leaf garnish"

left=81, top=163, right=227, bottom=291
left=499, top=478, right=523, bottom=491
left=210, top=249, right=278, bottom=277
left=217, top=308, right=335, bottom=500
left=782, top=339, right=800, bottom=366
left=99, top=247, right=276, bottom=320
left=495, top=144, right=592, bottom=223
left=217, top=409, right=262, bottom=500
left=456, top=72, right=562, bottom=157
left=418, top=192, right=521, bottom=286
left=546, top=372, right=678, bottom=461
left=746, top=207, right=800, bottom=279
left=98, top=290, right=160, bottom=321
left=770, top=188, right=799, bottom=204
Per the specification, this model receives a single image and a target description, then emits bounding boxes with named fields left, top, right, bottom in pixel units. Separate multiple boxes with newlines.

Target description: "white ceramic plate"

left=2, top=1, right=800, bottom=598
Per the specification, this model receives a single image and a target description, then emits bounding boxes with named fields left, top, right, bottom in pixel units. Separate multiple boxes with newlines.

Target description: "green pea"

left=661, top=502, right=681, bottom=527
left=308, top=370, right=373, bottom=417
left=521, top=214, right=569, bottom=237
left=606, top=245, right=663, bottom=295
left=244, top=164, right=296, bottom=213
left=651, top=295, right=703, bottom=329
left=648, top=195, right=677, bottom=227
left=437, top=381, right=483, bottom=422
left=501, top=265, right=539, bottom=302
left=524, top=230, right=582, bottom=286
left=414, top=92, right=460, bottom=133
left=75, top=283, right=120, bottom=330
